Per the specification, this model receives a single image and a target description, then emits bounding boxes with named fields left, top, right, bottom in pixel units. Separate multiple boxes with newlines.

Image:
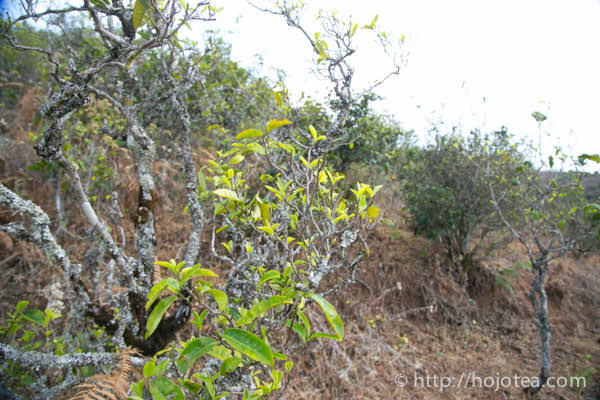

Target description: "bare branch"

left=0, top=183, right=91, bottom=303
left=0, top=343, right=118, bottom=370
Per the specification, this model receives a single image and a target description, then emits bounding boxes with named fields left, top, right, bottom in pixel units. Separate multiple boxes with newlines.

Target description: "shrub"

left=0, top=1, right=391, bottom=398
left=489, top=114, right=599, bottom=395
left=402, top=128, right=522, bottom=266
left=130, top=121, right=379, bottom=398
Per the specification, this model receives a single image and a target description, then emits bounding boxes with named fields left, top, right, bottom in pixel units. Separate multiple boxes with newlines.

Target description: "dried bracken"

left=66, top=348, right=139, bottom=400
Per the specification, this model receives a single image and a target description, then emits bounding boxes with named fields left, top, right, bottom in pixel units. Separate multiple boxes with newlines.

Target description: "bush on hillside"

left=402, top=127, right=522, bottom=267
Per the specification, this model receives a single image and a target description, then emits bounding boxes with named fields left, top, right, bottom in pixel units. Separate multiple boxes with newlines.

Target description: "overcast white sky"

left=3, top=0, right=598, bottom=168
left=201, top=0, right=600, bottom=170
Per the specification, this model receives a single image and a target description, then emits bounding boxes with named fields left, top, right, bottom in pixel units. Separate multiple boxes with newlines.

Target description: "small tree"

left=331, top=97, right=414, bottom=177
left=250, top=0, right=404, bottom=149
left=489, top=113, right=598, bottom=396
left=0, top=0, right=396, bottom=398
left=402, top=128, right=522, bottom=268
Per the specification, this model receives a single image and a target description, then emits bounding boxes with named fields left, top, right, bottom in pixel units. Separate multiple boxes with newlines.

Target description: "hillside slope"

left=0, top=98, right=598, bottom=400
left=285, top=221, right=600, bottom=399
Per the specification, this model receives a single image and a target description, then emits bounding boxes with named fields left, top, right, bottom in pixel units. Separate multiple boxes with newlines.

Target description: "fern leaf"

left=67, top=348, right=139, bottom=400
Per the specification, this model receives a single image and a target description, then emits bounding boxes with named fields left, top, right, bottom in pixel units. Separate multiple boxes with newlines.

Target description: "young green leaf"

left=22, top=309, right=46, bottom=326
left=165, top=277, right=180, bottom=293
left=155, top=260, right=174, bottom=269
left=258, top=270, right=280, bottom=290
left=531, top=111, right=547, bottom=122
left=223, top=328, right=274, bottom=367
left=207, top=289, right=228, bottom=312
left=297, top=309, right=311, bottom=338
left=309, top=332, right=341, bottom=341
left=236, top=295, right=293, bottom=326
left=146, top=280, right=169, bottom=310
left=180, top=266, right=218, bottom=283
left=258, top=202, right=271, bottom=223
left=213, top=189, right=241, bottom=202
left=215, top=225, right=230, bottom=234
left=219, top=357, right=242, bottom=375
left=207, top=345, right=233, bottom=361
left=578, top=153, right=600, bottom=165
left=149, top=377, right=184, bottom=400
left=16, top=301, right=29, bottom=313
left=132, top=0, right=147, bottom=31
left=363, top=14, right=379, bottom=29
left=287, top=320, right=307, bottom=342
left=306, top=293, right=343, bottom=341
left=206, top=124, right=222, bottom=132
left=143, top=361, right=156, bottom=378
left=266, top=119, right=292, bottom=134
left=247, top=142, right=266, bottom=155
left=229, top=154, right=245, bottom=165
left=309, top=125, right=318, bottom=141
left=145, top=296, right=177, bottom=339
left=177, top=337, right=217, bottom=374
left=235, top=129, right=263, bottom=140
left=156, top=359, right=169, bottom=376
left=367, top=205, right=379, bottom=222
left=285, top=360, right=294, bottom=372
left=131, top=379, right=145, bottom=397
left=191, top=309, right=208, bottom=333
left=258, top=223, right=279, bottom=236
left=357, top=184, right=374, bottom=198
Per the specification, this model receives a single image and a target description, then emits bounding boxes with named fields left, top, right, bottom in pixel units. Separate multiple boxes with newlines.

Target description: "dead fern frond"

left=68, top=347, right=139, bottom=400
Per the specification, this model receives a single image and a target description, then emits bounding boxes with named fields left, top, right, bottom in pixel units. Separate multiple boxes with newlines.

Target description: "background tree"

left=328, top=93, right=414, bottom=173
left=488, top=113, right=599, bottom=396
left=250, top=0, right=404, bottom=150
left=402, top=127, right=522, bottom=270
left=0, top=1, right=218, bottom=397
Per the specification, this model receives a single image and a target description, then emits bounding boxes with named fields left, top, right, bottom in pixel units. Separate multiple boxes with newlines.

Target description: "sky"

left=2, top=0, right=598, bottom=169
left=201, top=0, right=600, bottom=170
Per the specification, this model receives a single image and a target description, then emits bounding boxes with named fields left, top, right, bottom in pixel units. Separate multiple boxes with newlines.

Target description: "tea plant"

left=0, top=0, right=391, bottom=397
left=128, top=118, right=380, bottom=398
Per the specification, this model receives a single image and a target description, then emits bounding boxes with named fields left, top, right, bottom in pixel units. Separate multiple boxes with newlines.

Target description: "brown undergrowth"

left=62, top=348, right=139, bottom=400
left=282, top=219, right=600, bottom=400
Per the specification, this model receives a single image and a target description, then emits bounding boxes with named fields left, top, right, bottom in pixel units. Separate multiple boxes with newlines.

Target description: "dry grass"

left=281, top=222, right=600, bottom=399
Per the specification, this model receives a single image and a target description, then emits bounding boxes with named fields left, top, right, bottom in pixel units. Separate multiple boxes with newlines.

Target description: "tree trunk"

left=525, top=258, right=551, bottom=396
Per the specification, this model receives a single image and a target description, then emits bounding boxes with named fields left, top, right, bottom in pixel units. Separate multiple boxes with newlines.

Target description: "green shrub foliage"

left=0, top=1, right=387, bottom=398
left=402, top=128, right=522, bottom=264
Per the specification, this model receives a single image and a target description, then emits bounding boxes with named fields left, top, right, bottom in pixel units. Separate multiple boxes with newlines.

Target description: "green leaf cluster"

left=402, top=128, right=523, bottom=263
left=136, top=254, right=346, bottom=399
